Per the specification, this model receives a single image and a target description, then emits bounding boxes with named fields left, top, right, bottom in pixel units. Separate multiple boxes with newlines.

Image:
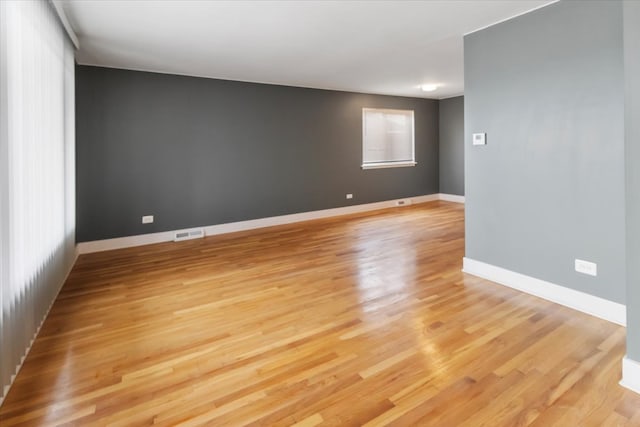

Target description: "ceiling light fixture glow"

left=421, top=84, right=438, bottom=92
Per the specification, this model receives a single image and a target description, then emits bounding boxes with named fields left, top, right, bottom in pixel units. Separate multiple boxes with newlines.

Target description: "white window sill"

left=361, top=161, right=417, bottom=170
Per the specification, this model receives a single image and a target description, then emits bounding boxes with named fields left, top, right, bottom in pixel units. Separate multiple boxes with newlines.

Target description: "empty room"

left=1, top=0, right=640, bottom=425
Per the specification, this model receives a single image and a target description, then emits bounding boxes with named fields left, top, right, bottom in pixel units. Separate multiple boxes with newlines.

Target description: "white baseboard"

left=77, top=229, right=178, bottom=254
left=462, top=257, right=626, bottom=326
left=77, top=194, right=464, bottom=254
left=0, top=246, right=79, bottom=406
left=439, top=193, right=465, bottom=203
left=621, top=356, right=640, bottom=395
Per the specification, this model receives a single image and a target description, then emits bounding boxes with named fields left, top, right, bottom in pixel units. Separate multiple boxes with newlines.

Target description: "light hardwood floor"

left=1, top=201, right=639, bottom=426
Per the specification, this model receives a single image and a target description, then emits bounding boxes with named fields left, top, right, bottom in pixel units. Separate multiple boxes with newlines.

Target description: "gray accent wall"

left=624, top=0, right=640, bottom=361
left=438, top=96, right=464, bottom=196
left=464, top=0, right=626, bottom=303
left=76, top=66, right=439, bottom=242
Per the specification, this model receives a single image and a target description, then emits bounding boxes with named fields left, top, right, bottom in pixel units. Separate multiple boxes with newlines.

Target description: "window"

left=362, top=108, right=416, bottom=169
left=1, top=0, right=76, bottom=400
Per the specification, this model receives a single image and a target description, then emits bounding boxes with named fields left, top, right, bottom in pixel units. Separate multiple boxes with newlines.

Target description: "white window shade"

left=0, top=0, right=76, bottom=403
left=362, top=108, right=416, bottom=169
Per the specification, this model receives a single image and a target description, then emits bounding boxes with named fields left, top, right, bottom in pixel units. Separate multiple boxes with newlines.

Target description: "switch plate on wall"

left=142, top=215, right=154, bottom=224
left=473, top=133, right=487, bottom=146
left=346, top=194, right=353, bottom=199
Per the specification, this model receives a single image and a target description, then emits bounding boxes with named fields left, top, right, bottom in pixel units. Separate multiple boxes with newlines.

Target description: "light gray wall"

left=464, top=0, right=626, bottom=303
left=76, top=66, right=439, bottom=242
left=439, top=96, right=464, bottom=196
left=624, top=0, right=640, bottom=361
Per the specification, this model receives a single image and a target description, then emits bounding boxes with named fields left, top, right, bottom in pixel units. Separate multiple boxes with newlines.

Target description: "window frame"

left=361, top=107, right=417, bottom=170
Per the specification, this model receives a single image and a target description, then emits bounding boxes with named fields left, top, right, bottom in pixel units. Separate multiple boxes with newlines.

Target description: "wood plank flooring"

left=1, top=201, right=639, bottom=426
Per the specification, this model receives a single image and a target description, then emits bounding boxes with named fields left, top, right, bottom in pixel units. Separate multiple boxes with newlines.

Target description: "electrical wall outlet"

left=575, top=259, right=597, bottom=276
left=142, top=215, right=154, bottom=224
left=346, top=194, right=353, bottom=199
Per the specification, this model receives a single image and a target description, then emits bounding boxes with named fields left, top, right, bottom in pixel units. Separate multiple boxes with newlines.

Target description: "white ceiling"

left=61, top=0, right=553, bottom=99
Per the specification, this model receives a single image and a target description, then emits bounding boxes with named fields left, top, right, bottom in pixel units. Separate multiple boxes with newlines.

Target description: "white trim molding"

left=361, top=161, right=416, bottom=170
left=463, top=1, right=560, bottom=37
left=621, top=356, right=640, bottom=395
left=51, top=0, right=79, bottom=49
left=77, top=194, right=464, bottom=254
left=462, top=257, right=626, bottom=326
left=439, top=193, right=465, bottom=203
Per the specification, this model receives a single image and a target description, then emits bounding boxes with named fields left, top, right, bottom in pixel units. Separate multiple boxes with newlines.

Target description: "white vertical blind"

left=0, top=0, right=76, bottom=403
left=362, top=108, right=415, bottom=167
